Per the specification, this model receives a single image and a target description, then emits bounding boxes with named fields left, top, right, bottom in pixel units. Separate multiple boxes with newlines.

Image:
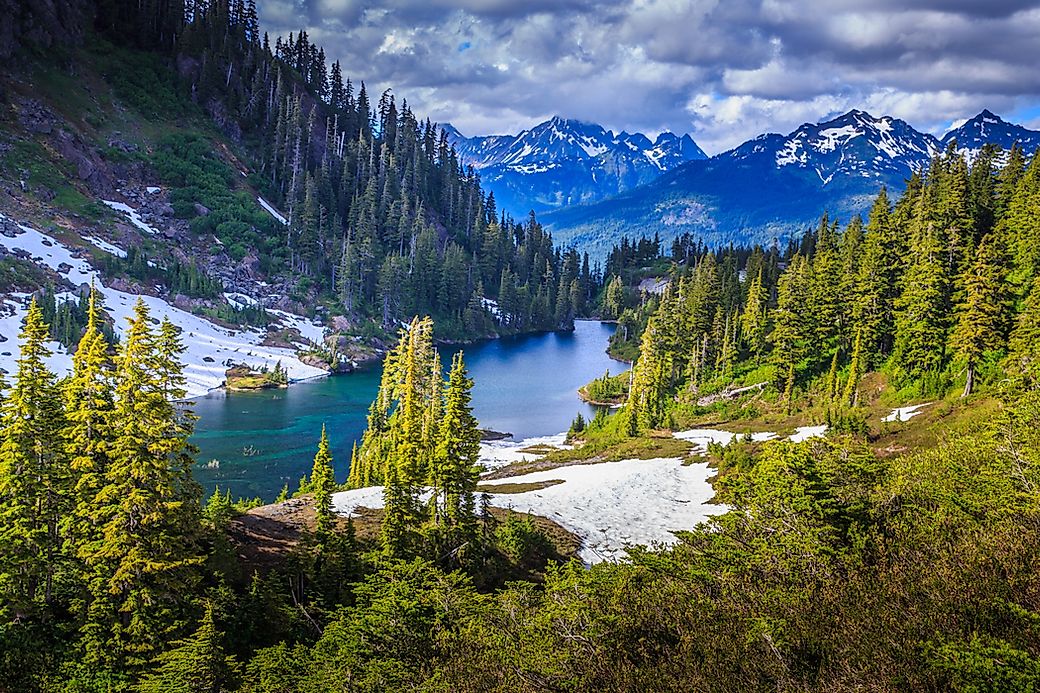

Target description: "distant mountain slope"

left=942, top=109, right=1040, bottom=161
left=544, top=109, right=1040, bottom=258
left=444, top=117, right=706, bottom=215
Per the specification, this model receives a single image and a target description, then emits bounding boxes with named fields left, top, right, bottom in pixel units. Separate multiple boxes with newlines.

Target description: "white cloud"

left=259, top=0, right=1040, bottom=154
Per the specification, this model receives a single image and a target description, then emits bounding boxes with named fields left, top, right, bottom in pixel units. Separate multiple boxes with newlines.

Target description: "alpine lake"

left=191, top=320, right=628, bottom=501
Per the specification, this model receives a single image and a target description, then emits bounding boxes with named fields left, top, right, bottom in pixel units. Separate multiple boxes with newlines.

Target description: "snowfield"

left=478, top=433, right=571, bottom=470
left=101, top=200, right=159, bottom=235
left=331, top=455, right=726, bottom=565
left=0, top=214, right=327, bottom=396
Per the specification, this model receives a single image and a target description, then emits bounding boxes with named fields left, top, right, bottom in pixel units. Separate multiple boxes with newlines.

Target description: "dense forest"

left=604, top=142, right=1040, bottom=423
left=166, top=0, right=596, bottom=338
left=2, top=0, right=1040, bottom=691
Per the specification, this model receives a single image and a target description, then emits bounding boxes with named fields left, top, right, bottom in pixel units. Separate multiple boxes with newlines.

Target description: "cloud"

left=258, top=0, right=1040, bottom=154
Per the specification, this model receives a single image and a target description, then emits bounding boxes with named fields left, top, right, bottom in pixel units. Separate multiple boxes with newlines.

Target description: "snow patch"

left=0, top=214, right=326, bottom=396
left=257, top=197, right=288, bottom=226
left=83, top=235, right=127, bottom=258
left=478, top=433, right=570, bottom=471
left=101, top=200, right=159, bottom=235
left=789, top=424, right=828, bottom=442
left=674, top=428, right=777, bottom=453
left=332, top=455, right=727, bottom=564
left=882, top=403, right=932, bottom=422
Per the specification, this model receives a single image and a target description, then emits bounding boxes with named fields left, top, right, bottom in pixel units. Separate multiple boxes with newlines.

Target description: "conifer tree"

left=950, top=234, right=1012, bottom=396
left=894, top=224, right=950, bottom=384
left=0, top=298, right=67, bottom=615
left=137, top=603, right=239, bottom=693
left=430, top=353, right=481, bottom=544
left=740, top=268, right=769, bottom=363
left=844, top=327, right=863, bottom=407
left=81, top=299, right=202, bottom=668
left=310, top=425, right=335, bottom=538
left=63, top=286, right=116, bottom=628
left=626, top=316, right=671, bottom=432
left=1007, top=279, right=1040, bottom=382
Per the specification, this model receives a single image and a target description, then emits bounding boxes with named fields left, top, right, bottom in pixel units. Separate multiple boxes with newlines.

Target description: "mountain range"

left=530, top=109, right=1040, bottom=258
left=443, top=117, right=707, bottom=215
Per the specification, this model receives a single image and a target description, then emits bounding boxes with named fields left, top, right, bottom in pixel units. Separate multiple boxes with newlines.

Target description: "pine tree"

left=0, top=298, right=67, bottom=616
left=310, top=425, right=335, bottom=538
left=137, top=603, right=239, bottom=693
left=949, top=234, right=1012, bottom=396
left=81, top=299, right=203, bottom=668
left=430, top=352, right=481, bottom=545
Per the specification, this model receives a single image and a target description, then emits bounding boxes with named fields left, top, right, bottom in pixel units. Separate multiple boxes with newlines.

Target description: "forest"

left=1, top=0, right=1039, bottom=691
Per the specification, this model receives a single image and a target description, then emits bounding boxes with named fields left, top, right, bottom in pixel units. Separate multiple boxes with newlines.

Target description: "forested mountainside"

left=0, top=0, right=597, bottom=389
left=603, top=141, right=1040, bottom=415
left=3, top=139, right=1040, bottom=689
left=545, top=108, right=1040, bottom=259
left=443, top=117, right=706, bottom=216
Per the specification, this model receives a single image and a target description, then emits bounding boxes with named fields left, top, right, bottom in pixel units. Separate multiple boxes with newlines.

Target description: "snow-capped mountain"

left=723, top=110, right=941, bottom=185
left=543, top=109, right=1040, bottom=259
left=443, top=116, right=707, bottom=215
left=941, top=109, right=1040, bottom=161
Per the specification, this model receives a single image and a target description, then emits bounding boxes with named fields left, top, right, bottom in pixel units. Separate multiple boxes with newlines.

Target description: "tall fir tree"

left=949, top=234, right=1012, bottom=396
left=0, top=298, right=67, bottom=616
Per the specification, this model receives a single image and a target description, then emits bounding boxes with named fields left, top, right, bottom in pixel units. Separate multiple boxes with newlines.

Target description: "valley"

left=1, top=1, right=1039, bottom=691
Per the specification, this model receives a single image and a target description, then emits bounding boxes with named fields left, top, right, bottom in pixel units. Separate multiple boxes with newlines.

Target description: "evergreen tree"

left=137, top=603, right=239, bottom=693
left=949, top=235, right=1012, bottom=396
left=893, top=225, right=950, bottom=385
left=80, top=299, right=202, bottom=668
left=0, top=298, right=67, bottom=616
left=430, top=352, right=481, bottom=548
left=310, top=425, right=335, bottom=538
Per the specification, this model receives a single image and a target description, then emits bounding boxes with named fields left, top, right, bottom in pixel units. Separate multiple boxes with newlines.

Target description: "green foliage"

left=494, top=514, right=553, bottom=565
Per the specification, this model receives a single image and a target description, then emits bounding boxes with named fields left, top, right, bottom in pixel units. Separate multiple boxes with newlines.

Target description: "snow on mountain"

left=723, top=109, right=941, bottom=186
left=544, top=108, right=1039, bottom=259
left=443, top=116, right=707, bottom=215
left=941, top=109, right=1040, bottom=162
left=0, top=213, right=327, bottom=396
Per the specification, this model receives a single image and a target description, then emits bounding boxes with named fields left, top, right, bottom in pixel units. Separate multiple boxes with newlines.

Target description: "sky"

left=257, top=0, right=1040, bottom=155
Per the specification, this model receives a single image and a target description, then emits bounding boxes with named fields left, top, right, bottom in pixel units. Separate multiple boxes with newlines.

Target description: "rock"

left=330, top=315, right=352, bottom=332
left=299, top=353, right=332, bottom=372
left=237, top=252, right=261, bottom=280
left=193, top=203, right=211, bottom=217
left=0, top=217, right=20, bottom=237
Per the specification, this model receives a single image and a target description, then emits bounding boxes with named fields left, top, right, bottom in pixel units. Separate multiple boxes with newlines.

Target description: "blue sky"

left=258, top=0, right=1040, bottom=154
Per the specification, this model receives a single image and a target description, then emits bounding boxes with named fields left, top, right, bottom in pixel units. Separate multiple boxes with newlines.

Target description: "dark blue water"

left=191, top=321, right=626, bottom=501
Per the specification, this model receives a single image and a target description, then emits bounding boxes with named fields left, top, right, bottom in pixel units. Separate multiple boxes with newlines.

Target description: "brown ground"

left=226, top=493, right=582, bottom=574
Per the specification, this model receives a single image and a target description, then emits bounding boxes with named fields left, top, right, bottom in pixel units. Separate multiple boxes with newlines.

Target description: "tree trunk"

left=962, top=362, right=975, bottom=398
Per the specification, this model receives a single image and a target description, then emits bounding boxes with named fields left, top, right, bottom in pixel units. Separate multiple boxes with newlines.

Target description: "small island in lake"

left=225, top=362, right=290, bottom=391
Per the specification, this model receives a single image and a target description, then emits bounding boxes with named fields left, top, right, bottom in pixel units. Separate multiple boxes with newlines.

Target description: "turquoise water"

left=191, top=321, right=627, bottom=501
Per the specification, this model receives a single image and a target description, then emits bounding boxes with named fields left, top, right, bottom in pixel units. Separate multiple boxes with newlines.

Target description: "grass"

left=477, top=480, right=565, bottom=494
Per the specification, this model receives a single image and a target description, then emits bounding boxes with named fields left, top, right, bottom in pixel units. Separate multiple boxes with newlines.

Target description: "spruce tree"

left=310, top=425, right=335, bottom=538
left=949, top=234, right=1012, bottom=396
left=430, top=352, right=481, bottom=545
left=0, top=298, right=67, bottom=615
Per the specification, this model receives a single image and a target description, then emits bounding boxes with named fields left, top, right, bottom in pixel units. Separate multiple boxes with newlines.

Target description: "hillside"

left=0, top=1, right=595, bottom=391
